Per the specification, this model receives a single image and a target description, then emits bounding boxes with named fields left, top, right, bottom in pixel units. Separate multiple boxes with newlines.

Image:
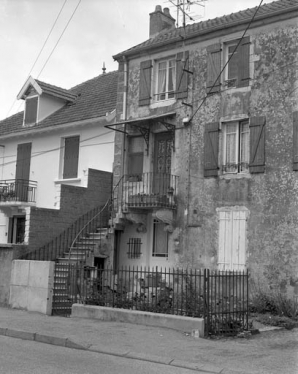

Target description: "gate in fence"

left=57, top=265, right=249, bottom=336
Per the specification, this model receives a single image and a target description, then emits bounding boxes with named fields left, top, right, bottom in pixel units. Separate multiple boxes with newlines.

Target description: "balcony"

left=0, top=179, right=37, bottom=205
left=123, top=173, right=178, bottom=210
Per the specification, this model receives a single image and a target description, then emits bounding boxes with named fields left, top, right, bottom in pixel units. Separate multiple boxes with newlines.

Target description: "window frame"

left=127, top=136, right=144, bottom=181
left=152, top=219, right=168, bottom=258
left=24, top=96, right=39, bottom=126
left=222, top=119, right=250, bottom=175
left=217, top=208, right=248, bottom=271
left=60, top=135, right=80, bottom=180
left=154, top=57, right=176, bottom=102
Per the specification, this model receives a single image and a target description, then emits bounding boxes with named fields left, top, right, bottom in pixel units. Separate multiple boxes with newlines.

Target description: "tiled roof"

left=113, top=0, right=298, bottom=59
left=0, top=71, right=118, bottom=136
left=35, top=79, right=77, bottom=102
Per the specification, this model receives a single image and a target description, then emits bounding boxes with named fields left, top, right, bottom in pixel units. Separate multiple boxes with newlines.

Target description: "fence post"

left=204, top=269, right=210, bottom=337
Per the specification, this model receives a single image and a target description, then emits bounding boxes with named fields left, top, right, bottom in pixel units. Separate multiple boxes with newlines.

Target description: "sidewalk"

left=0, top=306, right=297, bottom=374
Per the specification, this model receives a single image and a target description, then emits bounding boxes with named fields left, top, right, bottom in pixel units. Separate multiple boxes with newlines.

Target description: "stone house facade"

left=110, top=0, right=298, bottom=297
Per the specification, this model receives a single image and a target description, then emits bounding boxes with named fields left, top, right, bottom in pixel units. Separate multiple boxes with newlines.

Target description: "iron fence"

left=66, top=265, right=249, bottom=336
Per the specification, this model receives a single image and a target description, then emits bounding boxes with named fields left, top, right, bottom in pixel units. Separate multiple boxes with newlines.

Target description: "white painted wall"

left=0, top=122, right=114, bottom=209
left=9, top=260, right=54, bottom=315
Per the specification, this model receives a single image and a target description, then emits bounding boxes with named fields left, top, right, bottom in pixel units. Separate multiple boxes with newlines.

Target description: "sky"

left=0, top=0, right=275, bottom=121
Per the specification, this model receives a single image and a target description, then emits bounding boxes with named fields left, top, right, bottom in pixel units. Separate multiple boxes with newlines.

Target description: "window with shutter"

left=249, top=117, right=265, bottom=174
left=204, top=122, right=219, bottom=177
left=139, top=60, right=152, bottom=106
left=223, top=37, right=250, bottom=88
left=293, top=112, right=298, bottom=171
left=176, top=51, right=189, bottom=99
left=24, top=97, right=38, bottom=126
left=222, top=120, right=249, bottom=174
left=218, top=209, right=247, bottom=271
left=206, top=44, right=221, bottom=94
left=127, top=136, right=144, bottom=180
left=63, top=136, right=80, bottom=179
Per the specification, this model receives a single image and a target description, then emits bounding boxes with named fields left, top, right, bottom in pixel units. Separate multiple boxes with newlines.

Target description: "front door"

left=15, top=143, right=32, bottom=201
left=153, top=132, right=172, bottom=194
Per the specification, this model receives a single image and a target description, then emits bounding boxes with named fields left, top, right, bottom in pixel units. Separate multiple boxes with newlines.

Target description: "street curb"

left=0, top=328, right=224, bottom=373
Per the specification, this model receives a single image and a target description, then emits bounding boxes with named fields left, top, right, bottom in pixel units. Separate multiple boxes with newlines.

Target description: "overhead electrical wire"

left=5, top=0, right=69, bottom=118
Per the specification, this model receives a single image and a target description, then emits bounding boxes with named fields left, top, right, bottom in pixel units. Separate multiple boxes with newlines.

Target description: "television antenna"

left=167, top=0, right=208, bottom=28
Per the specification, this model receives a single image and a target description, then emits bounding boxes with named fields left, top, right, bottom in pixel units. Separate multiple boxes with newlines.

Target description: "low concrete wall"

left=9, top=260, right=54, bottom=315
left=71, top=304, right=204, bottom=337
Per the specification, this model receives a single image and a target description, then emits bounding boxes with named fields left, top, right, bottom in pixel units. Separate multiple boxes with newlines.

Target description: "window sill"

left=55, top=177, right=81, bottom=184
left=220, top=173, right=251, bottom=180
left=221, top=85, right=251, bottom=94
left=150, top=98, right=176, bottom=109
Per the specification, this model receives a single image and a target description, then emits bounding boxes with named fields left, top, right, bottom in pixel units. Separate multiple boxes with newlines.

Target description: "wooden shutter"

left=139, top=60, right=152, bottom=106
left=24, top=97, right=38, bottom=125
left=249, top=117, right=266, bottom=173
left=16, top=143, right=32, bottom=180
left=231, top=211, right=246, bottom=271
left=293, top=111, right=298, bottom=171
left=218, top=211, right=232, bottom=270
left=237, top=36, right=250, bottom=88
left=206, top=43, right=221, bottom=94
left=204, top=122, right=219, bottom=177
left=176, top=51, right=189, bottom=99
left=63, top=136, right=80, bottom=179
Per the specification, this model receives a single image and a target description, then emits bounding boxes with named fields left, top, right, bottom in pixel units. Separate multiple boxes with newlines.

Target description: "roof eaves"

left=113, top=1, right=298, bottom=60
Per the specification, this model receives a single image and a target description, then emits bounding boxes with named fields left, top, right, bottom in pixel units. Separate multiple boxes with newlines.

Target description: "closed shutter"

left=249, top=116, right=266, bottom=173
left=63, top=136, right=80, bottom=179
left=293, top=111, right=298, bottom=171
left=24, top=97, right=38, bottom=125
left=218, top=210, right=247, bottom=271
left=176, top=51, right=189, bottom=99
left=204, top=122, right=219, bottom=177
left=206, top=43, right=221, bottom=94
left=16, top=143, right=32, bottom=180
left=139, top=60, right=152, bottom=106
left=231, top=211, right=246, bottom=271
left=237, top=36, right=250, bottom=88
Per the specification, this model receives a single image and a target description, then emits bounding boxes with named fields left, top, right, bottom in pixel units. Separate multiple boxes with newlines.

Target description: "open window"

left=24, top=96, right=38, bottom=126
left=138, top=52, right=189, bottom=106
left=127, top=136, right=144, bottom=181
left=222, top=120, right=249, bottom=174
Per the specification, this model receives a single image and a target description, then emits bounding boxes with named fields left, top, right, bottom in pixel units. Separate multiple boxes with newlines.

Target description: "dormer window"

left=24, top=96, right=38, bottom=126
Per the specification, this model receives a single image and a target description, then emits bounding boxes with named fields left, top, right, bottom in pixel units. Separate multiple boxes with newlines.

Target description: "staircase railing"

left=19, top=204, right=108, bottom=261
left=68, top=175, right=125, bottom=265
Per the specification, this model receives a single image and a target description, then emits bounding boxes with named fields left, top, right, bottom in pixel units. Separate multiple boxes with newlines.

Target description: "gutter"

left=0, top=111, right=116, bottom=141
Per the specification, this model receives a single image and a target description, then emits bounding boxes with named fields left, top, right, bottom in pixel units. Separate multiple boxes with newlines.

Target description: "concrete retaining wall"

left=9, top=260, right=54, bottom=315
left=71, top=304, right=204, bottom=337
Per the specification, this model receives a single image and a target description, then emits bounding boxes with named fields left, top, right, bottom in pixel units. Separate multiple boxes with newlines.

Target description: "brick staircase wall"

left=25, top=169, right=112, bottom=256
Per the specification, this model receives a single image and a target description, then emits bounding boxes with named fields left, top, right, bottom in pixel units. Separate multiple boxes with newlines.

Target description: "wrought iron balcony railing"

left=0, top=179, right=37, bottom=204
left=122, top=172, right=178, bottom=210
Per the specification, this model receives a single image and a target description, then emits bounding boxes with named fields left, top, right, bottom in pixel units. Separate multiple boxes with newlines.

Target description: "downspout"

left=122, top=56, right=128, bottom=177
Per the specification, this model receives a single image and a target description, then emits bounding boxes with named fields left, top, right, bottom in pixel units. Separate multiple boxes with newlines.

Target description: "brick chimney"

left=149, top=5, right=175, bottom=39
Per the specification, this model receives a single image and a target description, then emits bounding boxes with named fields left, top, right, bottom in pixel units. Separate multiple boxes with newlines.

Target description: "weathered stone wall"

left=0, top=246, right=14, bottom=305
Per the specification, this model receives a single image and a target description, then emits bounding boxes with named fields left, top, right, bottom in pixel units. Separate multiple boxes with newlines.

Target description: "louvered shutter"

left=249, top=117, right=266, bottom=173
left=206, top=43, right=221, bottom=94
left=63, top=136, right=80, bottom=179
left=293, top=112, right=298, bottom=171
left=237, top=36, right=250, bottom=88
left=24, top=97, right=38, bottom=125
left=139, top=60, right=152, bottom=106
left=204, top=122, right=219, bottom=177
left=176, top=51, right=189, bottom=99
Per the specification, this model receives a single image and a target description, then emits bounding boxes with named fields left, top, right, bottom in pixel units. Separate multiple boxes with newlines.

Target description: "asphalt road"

left=0, top=336, right=204, bottom=374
